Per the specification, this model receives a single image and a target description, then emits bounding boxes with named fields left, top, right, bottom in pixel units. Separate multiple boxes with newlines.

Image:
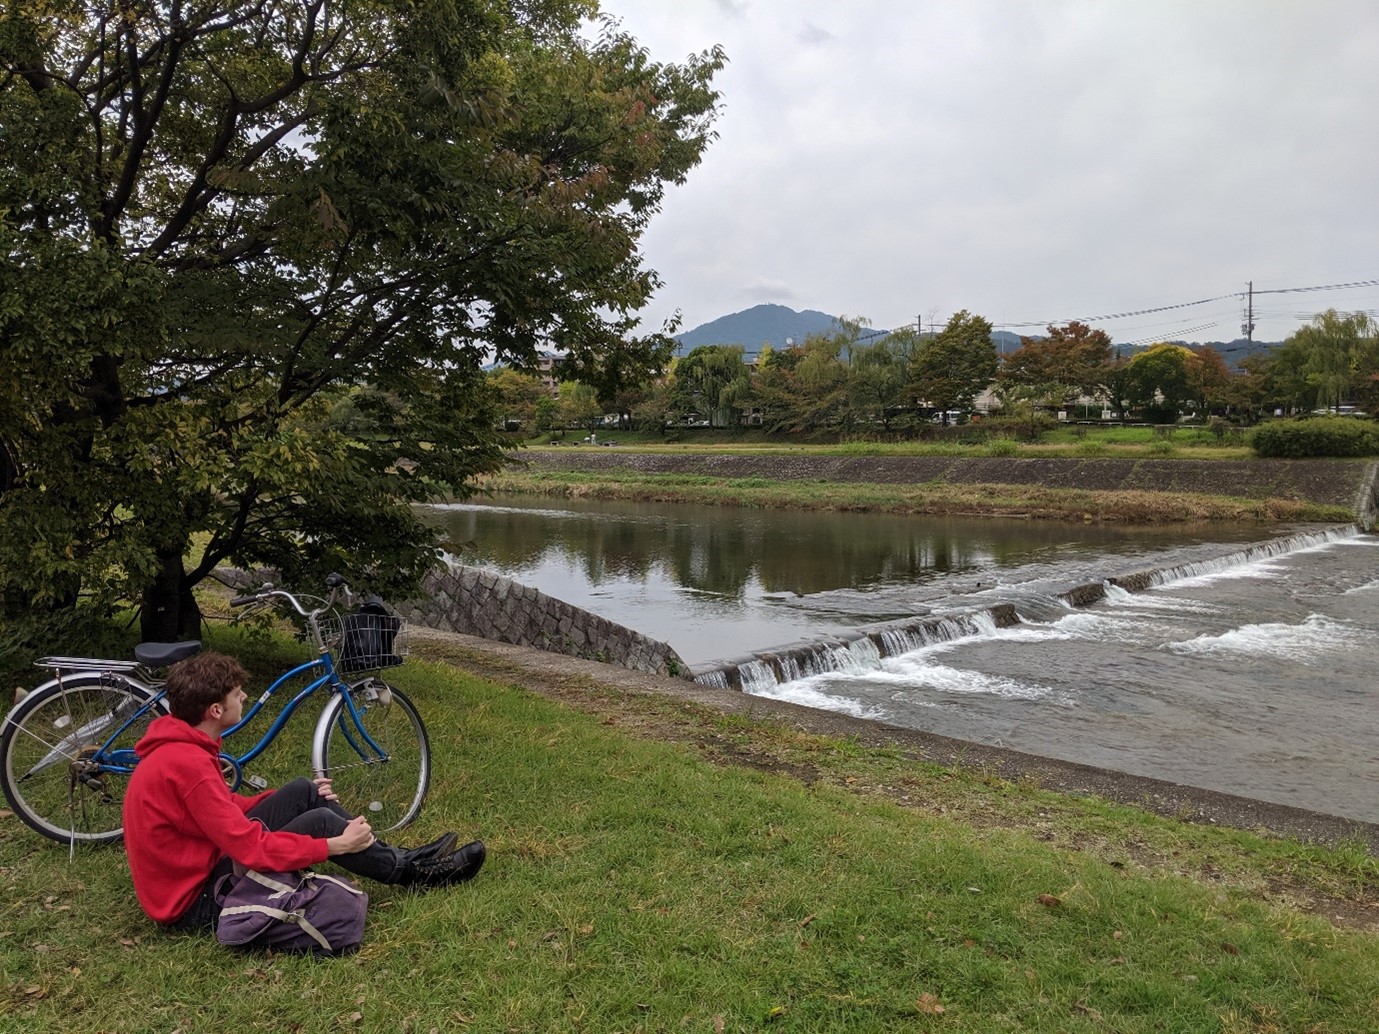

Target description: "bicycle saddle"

left=134, top=640, right=203, bottom=668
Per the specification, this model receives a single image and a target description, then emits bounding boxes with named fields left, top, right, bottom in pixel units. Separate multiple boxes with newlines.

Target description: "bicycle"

left=0, top=574, right=431, bottom=847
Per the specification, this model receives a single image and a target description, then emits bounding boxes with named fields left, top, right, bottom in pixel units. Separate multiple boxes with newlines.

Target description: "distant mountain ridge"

left=674, top=305, right=1277, bottom=367
left=673, top=304, right=842, bottom=355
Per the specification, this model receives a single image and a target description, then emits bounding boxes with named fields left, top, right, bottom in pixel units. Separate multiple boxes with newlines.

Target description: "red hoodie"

left=123, top=714, right=329, bottom=924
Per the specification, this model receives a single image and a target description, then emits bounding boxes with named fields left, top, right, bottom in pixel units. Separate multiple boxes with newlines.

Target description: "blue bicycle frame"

left=87, top=653, right=388, bottom=789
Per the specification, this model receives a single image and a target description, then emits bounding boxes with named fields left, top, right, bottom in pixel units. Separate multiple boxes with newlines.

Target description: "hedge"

left=1250, top=417, right=1379, bottom=458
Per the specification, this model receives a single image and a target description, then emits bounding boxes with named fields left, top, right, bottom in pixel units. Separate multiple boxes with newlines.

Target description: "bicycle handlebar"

left=228, top=575, right=350, bottom=618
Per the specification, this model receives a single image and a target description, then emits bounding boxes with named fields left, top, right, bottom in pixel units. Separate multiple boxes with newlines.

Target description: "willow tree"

left=0, top=1, right=723, bottom=641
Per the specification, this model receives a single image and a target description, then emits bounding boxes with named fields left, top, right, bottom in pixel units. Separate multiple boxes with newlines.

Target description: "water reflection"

left=419, top=495, right=1270, bottom=662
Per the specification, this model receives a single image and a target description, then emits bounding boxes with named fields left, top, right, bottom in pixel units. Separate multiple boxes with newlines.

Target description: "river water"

left=422, top=497, right=1379, bottom=823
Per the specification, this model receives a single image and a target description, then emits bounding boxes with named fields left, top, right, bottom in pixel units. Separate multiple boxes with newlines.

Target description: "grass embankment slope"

left=3, top=625, right=1379, bottom=1033
left=484, top=432, right=1366, bottom=524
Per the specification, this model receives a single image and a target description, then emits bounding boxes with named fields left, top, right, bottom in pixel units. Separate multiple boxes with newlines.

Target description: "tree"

left=488, top=367, right=551, bottom=430
left=1125, top=344, right=1194, bottom=419
left=999, top=321, right=1112, bottom=404
left=848, top=338, right=909, bottom=431
left=1289, top=309, right=1377, bottom=412
left=558, top=381, right=603, bottom=433
left=1184, top=347, right=1235, bottom=417
left=909, top=310, right=998, bottom=424
left=669, top=345, right=750, bottom=427
left=0, top=1, right=723, bottom=640
left=558, top=326, right=677, bottom=430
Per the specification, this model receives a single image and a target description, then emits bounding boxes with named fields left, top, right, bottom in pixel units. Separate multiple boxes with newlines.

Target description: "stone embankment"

left=396, top=565, right=686, bottom=678
left=213, top=564, right=687, bottom=679
left=514, top=449, right=1377, bottom=514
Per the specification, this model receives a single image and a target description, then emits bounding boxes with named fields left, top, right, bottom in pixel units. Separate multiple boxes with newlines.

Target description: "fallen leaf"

left=1072, top=1001, right=1102, bottom=1019
left=348, top=1011, right=363, bottom=1024
left=915, top=993, right=945, bottom=1015
left=713, top=1015, right=725, bottom=1033
left=799, top=914, right=817, bottom=928
left=767, top=1005, right=788, bottom=1020
left=1220, top=942, right=1240, bottom=955
left=1036, top=894, right=1061, bottom=907
left=579, top=924, right=594, bottom=936
left=1112, top=930, right=1123, bottom=940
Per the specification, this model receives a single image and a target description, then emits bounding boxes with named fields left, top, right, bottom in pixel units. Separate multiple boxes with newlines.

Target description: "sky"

left=596, top=0, right=1379, bottom=346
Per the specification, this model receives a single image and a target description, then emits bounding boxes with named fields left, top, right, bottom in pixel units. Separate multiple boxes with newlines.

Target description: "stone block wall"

left=396, top=564, right=689, bottom=679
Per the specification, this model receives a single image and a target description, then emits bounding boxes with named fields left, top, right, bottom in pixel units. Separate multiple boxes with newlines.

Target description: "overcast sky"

left=599, top=0, right=1379, bottom=346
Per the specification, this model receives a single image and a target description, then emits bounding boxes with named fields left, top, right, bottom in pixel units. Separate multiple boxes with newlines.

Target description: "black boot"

left=406, top=831, right=459, bottom=864
left=403, top=839, right=486, bottom=888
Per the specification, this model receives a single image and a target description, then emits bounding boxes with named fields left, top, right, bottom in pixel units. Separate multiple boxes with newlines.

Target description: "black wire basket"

left=321, top=611, right=406, bottom=675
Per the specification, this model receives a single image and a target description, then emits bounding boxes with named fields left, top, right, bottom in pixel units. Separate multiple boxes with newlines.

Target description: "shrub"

left=977, top=414, right=1055, bottom=442
left=1148, top=438, right=1176, bottom=456
left=986, top=437, right=1019, bottom=457
left=1250, top=417, right=1379, bottom=458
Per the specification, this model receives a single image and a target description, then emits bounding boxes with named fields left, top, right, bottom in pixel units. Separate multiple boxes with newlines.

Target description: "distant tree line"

left=489, top=309, right=1379, bottom=436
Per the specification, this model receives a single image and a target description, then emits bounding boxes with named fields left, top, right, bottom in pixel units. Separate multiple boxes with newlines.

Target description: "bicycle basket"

left=328, top=608, right=406, bottom=674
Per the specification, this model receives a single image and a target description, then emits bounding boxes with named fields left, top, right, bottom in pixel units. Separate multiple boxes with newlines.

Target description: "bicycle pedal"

left=244, top=773, right=268, bottom=791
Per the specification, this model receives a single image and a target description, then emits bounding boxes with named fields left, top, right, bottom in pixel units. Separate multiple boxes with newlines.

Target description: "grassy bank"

left=528, top=425, right=1253, bottom=459
left=4, top=627, right=1377, bottom=1032
left=479, top=468, right=1353, bottom=524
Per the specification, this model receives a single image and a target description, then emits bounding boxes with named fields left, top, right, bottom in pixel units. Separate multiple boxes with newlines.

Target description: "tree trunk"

left=140, top=548, right=203, bottom=642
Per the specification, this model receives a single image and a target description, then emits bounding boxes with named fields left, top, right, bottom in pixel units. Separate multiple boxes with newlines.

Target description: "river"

left=421, top=496, right=1379, bottom=823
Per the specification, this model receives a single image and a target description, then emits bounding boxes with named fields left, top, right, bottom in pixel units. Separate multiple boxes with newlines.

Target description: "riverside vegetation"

left=3, top=620, right=1378, bottom=1032
left=481, top=424, right=1363, bottom=525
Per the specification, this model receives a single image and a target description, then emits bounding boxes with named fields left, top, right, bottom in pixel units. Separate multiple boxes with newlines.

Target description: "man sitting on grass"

left=123, top=651, right=485, bottom=932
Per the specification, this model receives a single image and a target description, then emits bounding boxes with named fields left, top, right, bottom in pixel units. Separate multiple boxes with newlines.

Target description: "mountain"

left=673, top=304, right=843, bottom=356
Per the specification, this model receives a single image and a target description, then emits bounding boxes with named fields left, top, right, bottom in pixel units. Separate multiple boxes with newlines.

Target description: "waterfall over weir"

left=690, top=524, right=1365, bottom=693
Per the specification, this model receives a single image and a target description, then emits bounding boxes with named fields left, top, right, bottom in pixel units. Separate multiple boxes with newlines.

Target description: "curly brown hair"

left=164, top=652, right=249, bottom=725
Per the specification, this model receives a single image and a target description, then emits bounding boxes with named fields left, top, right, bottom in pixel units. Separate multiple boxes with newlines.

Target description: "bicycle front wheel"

left=0, top=675, right=165, bottom=844
left=313, top=679, right=430, bottom=833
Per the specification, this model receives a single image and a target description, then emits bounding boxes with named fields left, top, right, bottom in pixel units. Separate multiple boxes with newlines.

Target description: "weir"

left=691, top=524, right=1366, bottom=692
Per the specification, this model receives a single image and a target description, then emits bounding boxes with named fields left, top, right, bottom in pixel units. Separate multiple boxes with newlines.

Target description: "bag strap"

left=309, top=872, right=367, bottom=898
left=218, top=903, right=334, bottom=953
left=240, top=868, right=298, bottom=898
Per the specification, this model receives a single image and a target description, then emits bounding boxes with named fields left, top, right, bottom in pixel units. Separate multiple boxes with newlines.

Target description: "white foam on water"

left=1343, top=578, right=1379, bottom=595
left=1151, top=527, right=1362, bottom=589
left=1166, top=613, right=1367, bottom=662
left=1161, top=556, right=1288, bottom=588
left=1104, top=583, right=1220, bottom=614
left=746, top=679, right=886, bottom=719
left=876, top=657, right=1061, bottom=703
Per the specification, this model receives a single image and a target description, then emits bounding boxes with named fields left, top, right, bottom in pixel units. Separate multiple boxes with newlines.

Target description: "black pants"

left=171, top=777, right=406, bottom=931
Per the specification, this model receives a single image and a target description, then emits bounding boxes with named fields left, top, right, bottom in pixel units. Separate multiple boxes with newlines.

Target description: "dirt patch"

left=408, top=627, right=1379, bottom=932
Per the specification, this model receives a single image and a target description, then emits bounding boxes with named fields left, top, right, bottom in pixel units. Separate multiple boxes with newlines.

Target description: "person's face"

left=210, top=685, right=247, bottom=730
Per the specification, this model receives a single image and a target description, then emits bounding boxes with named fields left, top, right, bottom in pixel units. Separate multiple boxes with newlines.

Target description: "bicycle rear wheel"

left=0, top=675, right=165, bottom=844
left=312, top=678, right=430, bottom=833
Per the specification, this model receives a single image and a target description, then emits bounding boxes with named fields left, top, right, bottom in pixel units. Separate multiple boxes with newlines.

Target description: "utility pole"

left=1242, top=281, right=1255, bottom=342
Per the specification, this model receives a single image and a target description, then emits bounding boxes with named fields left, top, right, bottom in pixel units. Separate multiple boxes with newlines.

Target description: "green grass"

left=3, top=630, right=1378, bottom=1032
left=522, top=425, right=1256, bottom=459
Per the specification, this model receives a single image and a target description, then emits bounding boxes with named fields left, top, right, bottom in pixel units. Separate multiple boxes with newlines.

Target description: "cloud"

left=796, top=21, right=833, bottom=45
left=602, top=0, right=1379, bottom=343
left=739, top=278, right=798, bottom=303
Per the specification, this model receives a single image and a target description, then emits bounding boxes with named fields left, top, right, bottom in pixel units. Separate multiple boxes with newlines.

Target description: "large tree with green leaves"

left=908, top=310, right=997, bottom=424
left=668, top=344, right=749, bottom=428
left=0, top=0, right=722, bottom=641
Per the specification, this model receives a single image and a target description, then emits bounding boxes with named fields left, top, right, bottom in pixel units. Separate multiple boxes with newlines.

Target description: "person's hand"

left=313, top=776, right=339, bottom=802
left=327, top=815, right=375, bottom=856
